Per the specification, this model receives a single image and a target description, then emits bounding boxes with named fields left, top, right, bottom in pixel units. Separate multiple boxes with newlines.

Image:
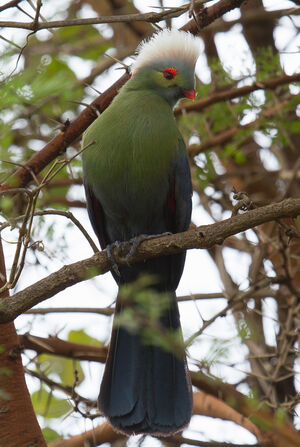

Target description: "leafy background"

left=0, top=0, right=300, bottom=445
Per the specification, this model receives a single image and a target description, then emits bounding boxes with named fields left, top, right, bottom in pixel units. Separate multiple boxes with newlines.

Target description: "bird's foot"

left=106, top=241, right=123, bottom=277
left=106, top=232, right=172, bottom=273
left=126, top=232, right=172, bottom=266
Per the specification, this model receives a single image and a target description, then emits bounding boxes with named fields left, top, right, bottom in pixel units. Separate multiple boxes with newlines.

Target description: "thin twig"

left=0, top=0, right=205, bottom=30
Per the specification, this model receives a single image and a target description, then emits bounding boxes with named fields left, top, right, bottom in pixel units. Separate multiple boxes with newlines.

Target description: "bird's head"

left=128, top=29, right=200, bottom=107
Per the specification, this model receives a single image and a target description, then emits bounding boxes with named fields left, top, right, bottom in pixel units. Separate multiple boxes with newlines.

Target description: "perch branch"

left=0, top=198, right=299, bottom=323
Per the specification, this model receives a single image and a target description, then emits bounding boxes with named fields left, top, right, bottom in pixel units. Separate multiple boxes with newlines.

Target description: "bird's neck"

left=122, top=75, right=180, bottom=109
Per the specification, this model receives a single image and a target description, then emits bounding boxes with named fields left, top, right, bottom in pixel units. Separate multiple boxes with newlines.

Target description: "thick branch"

left=191, top=372, right=300, bottom=447
left=1, top=198, right=299, bottom=323
left=49, top=422, right=122, bottom=447
left=181, top=0, right=248, bottom=33
left=193, top=392, right=264, bottom=441
left=19, top=333, right=108, bottom=363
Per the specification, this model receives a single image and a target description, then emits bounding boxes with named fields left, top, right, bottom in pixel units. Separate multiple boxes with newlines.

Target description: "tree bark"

left=0, top=238, right=46, bottom=447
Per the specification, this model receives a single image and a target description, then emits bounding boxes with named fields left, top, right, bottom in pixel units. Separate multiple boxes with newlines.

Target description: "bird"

left=82, top=29, right=200, bottom=436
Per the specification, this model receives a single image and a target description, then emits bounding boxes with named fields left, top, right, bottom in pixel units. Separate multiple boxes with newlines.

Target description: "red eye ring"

left=163, top=67, right=177, bottom=80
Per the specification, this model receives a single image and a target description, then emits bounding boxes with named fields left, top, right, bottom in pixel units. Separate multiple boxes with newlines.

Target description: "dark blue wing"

left=165, top=136, right=192, bottom=234
left=84, top=180, right=109, bottom=250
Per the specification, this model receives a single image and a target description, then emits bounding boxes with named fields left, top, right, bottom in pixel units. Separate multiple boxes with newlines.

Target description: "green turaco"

left=82, top=29, right=200, bottom=436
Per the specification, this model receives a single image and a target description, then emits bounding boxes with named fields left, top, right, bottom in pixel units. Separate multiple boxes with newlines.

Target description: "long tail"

left=98, top=292, right=192, bottom=436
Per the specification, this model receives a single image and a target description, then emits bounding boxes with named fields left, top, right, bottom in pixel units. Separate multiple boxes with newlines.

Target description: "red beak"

left=183, top=89, right=196, bottom=100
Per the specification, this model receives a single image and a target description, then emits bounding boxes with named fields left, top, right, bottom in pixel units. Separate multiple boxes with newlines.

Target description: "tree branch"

left=0, top=72, right=130, bottom=191
left=188, top=95, right=299, bottom=156
left=0, top=1, right=204, bottom=30
left=22, top=291, right=226, bottom=316
left=24, top=306, right=114, bottom=315
left=48, top=389, right=300, bottom=447
left=164, top=439, right=262, bottom=447
left=1, top=198, right=299, bottom=323
left=20, top=333, right=108, bottom=363
left=181, top=0, right=248, bottom=33
left=0, top=0, right=22, bottom=13
left=20, top=333, right=300, bottom=446
left=191, top=372, right=300, bottom=446
left=208, top=6, right=300, bottom=34
left=193, top=392, right=264, bottom=441
left=48, top=421, right=122, bottom=447
left=175, top=73, right=300, bottom=116
left=0, top=0, right=249, bottom=31
left=48, top=391, right=263, bottom=447
left=24, top=367, right=95, bottom=407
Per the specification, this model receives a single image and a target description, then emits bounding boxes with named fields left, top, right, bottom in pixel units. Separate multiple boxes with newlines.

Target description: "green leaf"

left=68, top=329, right=103, bottom=347
left=56, top=26, right=111, bottom=60
left=38, top=354, right=84, bottom=386
left=211, top=102, right=234, bottom=133
left=221, top=143, right=246, bottom=165
left=114, top=276, right=186, bottom=356
left=234, top=150, right=246, bottom=164
left=42, top=427, right=61, bottom=442
left=275, top=406, right=287, bottom=425
left=0, top=196, right=14, bottom=215
left=282, top=120, right=300, bottom=133
left=196, top=82, right=211, bottom=99
left=0, top=122, right=13, bottom=150
left=195, top=151, right=216, bottom=189
left=255, top=47, right=282, bottom=80
left=31, top=387, right=71, bottom=418
left=237, top=319, right=251, bottom=340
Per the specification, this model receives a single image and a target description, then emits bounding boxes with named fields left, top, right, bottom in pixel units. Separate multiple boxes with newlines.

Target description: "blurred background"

left=0, top=0, right=300, bottom=445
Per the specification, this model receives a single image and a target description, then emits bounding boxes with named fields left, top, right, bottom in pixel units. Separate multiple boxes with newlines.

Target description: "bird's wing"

left=84, top=180, right=109, bottom=250
left=166, top=136, right=192, bottom=234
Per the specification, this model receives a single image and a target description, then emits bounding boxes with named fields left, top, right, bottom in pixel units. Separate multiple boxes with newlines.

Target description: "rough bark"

left=0, top=239, right=46, bottom=447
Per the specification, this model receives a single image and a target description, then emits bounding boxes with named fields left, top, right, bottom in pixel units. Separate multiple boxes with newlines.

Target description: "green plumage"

left=84, top=89, right=177, bottom=190
left=82, top=29, right=199, bottom=436
left=83, top=84, right=180, bottom=226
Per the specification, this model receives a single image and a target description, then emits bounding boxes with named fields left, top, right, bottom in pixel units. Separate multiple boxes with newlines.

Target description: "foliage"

left=0, top=0, right=300, bottom=446
left=31, top=385, right=72, bottom=419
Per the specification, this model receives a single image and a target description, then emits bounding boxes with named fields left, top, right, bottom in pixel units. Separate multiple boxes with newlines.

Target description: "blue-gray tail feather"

left=98, top=292, right=192, bottom=436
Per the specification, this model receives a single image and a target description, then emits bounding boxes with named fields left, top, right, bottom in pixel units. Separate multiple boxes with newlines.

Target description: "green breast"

left=82, top=89, right=180, bottom=208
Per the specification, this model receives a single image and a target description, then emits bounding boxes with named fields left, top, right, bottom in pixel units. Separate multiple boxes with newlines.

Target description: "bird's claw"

left=125, top=235, right=144, bottom=266
left=106, top=242, right=122, bottom=277
left=125, top=232, right=172, bottom=266
left=107, top=232, right=173, bottom=273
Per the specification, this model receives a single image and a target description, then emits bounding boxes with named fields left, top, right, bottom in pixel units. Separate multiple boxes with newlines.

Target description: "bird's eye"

left=163, top=68, right=177, bottom=80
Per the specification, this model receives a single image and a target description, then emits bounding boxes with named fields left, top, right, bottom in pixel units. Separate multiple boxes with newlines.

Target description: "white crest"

left=132, top=29, right=200, bottom=73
